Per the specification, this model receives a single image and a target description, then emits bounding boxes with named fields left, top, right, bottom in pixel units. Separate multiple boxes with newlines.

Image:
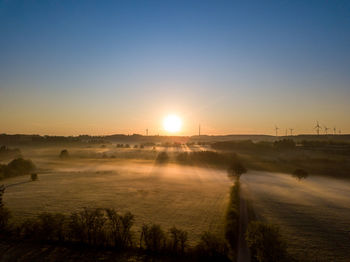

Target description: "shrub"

left=273, top=139, right=296, bottom=150
left=156, top=152, right=169, bottom=163
left=37, top=212, right=67, bottom=241
left=292, top=169, right=308, bottom=180
left=246, top=221, right=287, bottom=262
left=19, top=218, right=41, bottom=239
left=59, top=149, right=70, bottom=159
left=31, top=173, right=38, bottom=181
left=3, top=158, right=36, bottom=177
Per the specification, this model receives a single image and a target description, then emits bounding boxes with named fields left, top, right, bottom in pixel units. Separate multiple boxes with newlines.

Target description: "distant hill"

left=1, top=133, right=350, bottom=145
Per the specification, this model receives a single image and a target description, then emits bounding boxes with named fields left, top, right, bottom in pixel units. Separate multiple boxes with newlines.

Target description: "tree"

left=196, top=232, right=229, bottom=261
left=169, top=226, right=188, bottom=255
left=292, top=169, right=308, bottom=180
left=228, top=160, right=247, bottom=179
left=246, top=221, right=287, bottom=262
left=0, top=185, right=10, bottom=232
left=105, top=208, right=134, bottom=249
left=140, top=224, right=166, bottom=253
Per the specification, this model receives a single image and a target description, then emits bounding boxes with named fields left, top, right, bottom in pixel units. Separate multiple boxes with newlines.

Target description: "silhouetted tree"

left=246, top=221, right=287, bottom=262
left=69, top=208, right=107, bottom=246
left=105, top=208, right=134, bottom=249
left=0, top=185, right=11, bottom=232
left=140, top=224, right=167, bottom=253
left=36, top=212, right=67, bottom=241
left=227, top=160, right=247, bottom=179
left=292, top=169, right=308, bottom=180
left=196, top=232, right=229, bottom=261
left=169, top=226, right=188, bottom=255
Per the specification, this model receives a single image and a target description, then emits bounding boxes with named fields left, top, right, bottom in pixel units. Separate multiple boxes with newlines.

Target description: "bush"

left=59, top=149, right=69, bottom=159
left=273, top=139, right=296, bottom=150
left=156, top=152, right=169, bottom=163
left=37, top=213, right=67, bottom=241
left=246, top=221, right=287, bottom=262
left=292, top=169, right=308, bottom=180
left=31, top=173, right=38, bottom=181
left=0, top=158, right=36, bottom=178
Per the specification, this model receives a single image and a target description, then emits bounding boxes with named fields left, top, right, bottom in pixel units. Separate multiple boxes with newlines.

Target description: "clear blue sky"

left=1, top=0, right=349, bottom=135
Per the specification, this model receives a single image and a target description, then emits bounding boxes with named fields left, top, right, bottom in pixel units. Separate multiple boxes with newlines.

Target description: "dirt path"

left=237, top=183, right=251, bottom=262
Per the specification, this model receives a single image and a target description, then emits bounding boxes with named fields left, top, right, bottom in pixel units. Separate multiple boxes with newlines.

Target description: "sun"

left=163, top=114, right=182, bottom=133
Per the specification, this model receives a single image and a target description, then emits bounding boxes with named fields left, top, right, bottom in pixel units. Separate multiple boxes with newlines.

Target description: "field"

left=2, top=145, right=230, bottom=245
left=242, top=171, right=350, bottom=261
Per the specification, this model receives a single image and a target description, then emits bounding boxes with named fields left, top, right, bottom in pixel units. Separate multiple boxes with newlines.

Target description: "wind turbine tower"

left=333, top=127, right=336, bottom=135
left=198, top=124, right=201, bottom=137
left=275, top=125, right=279, bottom=137
left=146, top=129, right=148, bottom=136
left=314, top=121, right=321, bottom=135
left=324, top=126, right=329, bottom=135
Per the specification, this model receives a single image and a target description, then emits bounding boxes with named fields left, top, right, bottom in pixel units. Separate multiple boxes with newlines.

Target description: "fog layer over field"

left=242, top=171, right=350, bottom=262
left=3, top=146, right=230, bottom=244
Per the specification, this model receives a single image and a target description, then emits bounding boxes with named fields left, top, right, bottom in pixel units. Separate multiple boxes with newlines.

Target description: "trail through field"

left=242, top=171, right=350, bottom=262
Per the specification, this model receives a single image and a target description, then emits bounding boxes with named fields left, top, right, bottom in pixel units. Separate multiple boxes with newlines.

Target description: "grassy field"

left=2, top=146, right=230, bottom=245
left=242, top=171, right=350, bottom=261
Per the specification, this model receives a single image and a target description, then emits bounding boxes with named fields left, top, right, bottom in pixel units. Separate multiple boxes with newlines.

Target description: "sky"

left=1, top=0, right=349, bottom=136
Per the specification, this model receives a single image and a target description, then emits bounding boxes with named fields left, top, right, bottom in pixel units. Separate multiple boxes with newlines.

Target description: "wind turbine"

left=314, top=121, right=321, bottom=135
left=290, top=128, right=294, bottom=136
left=275, top=125, right=279, bottom=137
left=324, top=126, right=329, bottom=135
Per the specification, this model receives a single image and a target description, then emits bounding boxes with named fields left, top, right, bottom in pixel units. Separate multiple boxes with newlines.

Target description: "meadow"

left=242, top=171, right=350, bottom=262
left=2, top=145, right=230, bottom=245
